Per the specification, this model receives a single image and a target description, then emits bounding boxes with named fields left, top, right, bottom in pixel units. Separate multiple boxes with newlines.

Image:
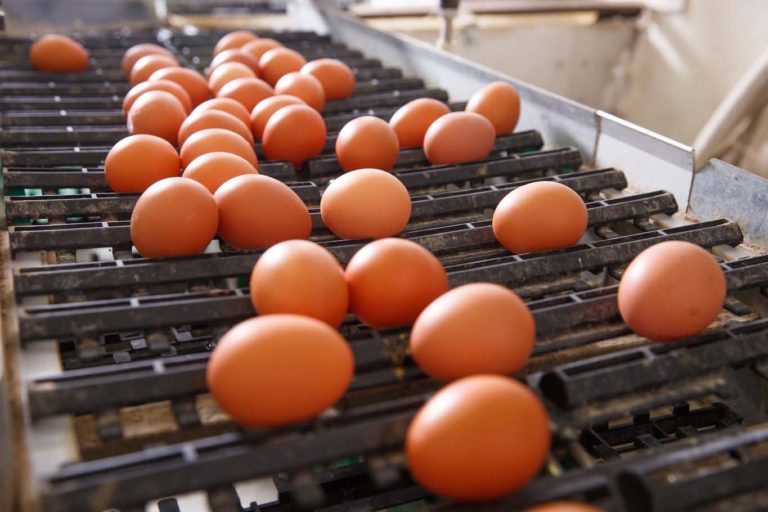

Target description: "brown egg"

left=214, top=174, right=311, bottom=249
left=180, top=128, right=258, bottom=168
left=320, top=168, right=411, bottom=239
left=406, top=375, right=550, bottom=501
left=424, top=112, right=495, bottom=165
left=213, top=30, right=258, bottom=56
left=389, top=98, right=451, bottom=148
left=208, top=62, right=255, bottom=94
left=241, top=38, right=283, bottom=62
left=301, top=58, right=355, bottom=100
left=129, top=54, right=178, bottom=85
left=182, top=152, right=258, bottom=194
left=29, top=34, right=89, bottom=73
left=274, top=72, right=325, bottom=111
left=130, top=177, right=218, bottom=258
left=410, top=283, right=535, bottom=381
left=127, top=90, right=187, bottom=145
left=122, top=43, right=175, bottom=77
left=217, top=77, right=274, bottom=112
left=250, top=240, right=349, bottom=327
left=526, top=502, right=604, bottom=512
left=209, top=49, right=260, bottom=76
left=466, top=81, right=521, bottom=135
left=262, top=105, right=326, bottom=168
left=618, top=241, right=726, bottom=341
left=105, top=135, right=180, bottom=193
left=193, top=98, right=252, bottom=127
left=345, top=238, right=448, bottom=328
left=250, top=95, right=306, bottom=140
left=259, top=47, right=307, bottom=86
left=123, top=79, right=192, bottom=114
left=177, top=109, right=254, bottom=147
left=206, top=315, right=354, bottom=427
left=335, top=116, right=400, bottom=172
left=492, top=181, right=587, bottom=253
left=149, top=67, right=211, bottom=107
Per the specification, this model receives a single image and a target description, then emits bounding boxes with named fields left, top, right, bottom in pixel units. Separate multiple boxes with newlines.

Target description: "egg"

left=29, top=34, right=89, bottom=73
left=177, top=109, right=254, bottom=147
left=122, top=43, right=175, bottom=77
left=130, top=177, right=218, bottom=258
left=320, top=168, right=411, bottom=239
left=250, top=240, right=349, bottom=327
left=241, top=38, right=283, bottom=62
left=259, top=47, right=307, bottom=86
left=209, top=49, right=260, bottom=76
left=129, top=54, right=178, bottom=85
left=465, top=81, right=521, bottom=135
left=127, top=90, right=187, bottom=145
left=410, top=283, right=535, bottom=381
left=213, top=30, right=258, bottom=55
left=406, top=375, right=550, bottom=501
left=214, top=174, right=312, bottom=249
left=217, top=77, right=274, bottom=112
left=301, top=58, right=355, bottom=100
left=335, top=116, right=400, bottom=172
left=193, top=98, right=252, bottom=127
left=618, top=241, right=726, bottom=341
left=345, top=238, right=448, bottom=328
left=105, top=135, right=180, bottom=193
left=182, top=152, right=258, bottom=194
left=180, top=128, right=258, bottom=168
left=274, top=72, right=325, bottom=111
left=262, top=105, right=326, bottom=168
left=208, top=62, right=256, bottom=94
left=123, top=79, right=192, bottom=114
left=492, top=181, right=587, bottom=253
left=424, top=112, right=495, bottom=165
left=149, top=67, right=211, bottom=107
left=389, top=98, right=450, bottom=148
left=526, top=502, right=604, bottom=512
left=207, top=315, right=354, bottom=427
left=250, top=95, right=306, bottom=140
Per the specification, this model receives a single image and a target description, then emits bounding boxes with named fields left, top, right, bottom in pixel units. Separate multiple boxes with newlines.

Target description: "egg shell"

left=259, top=47, right=307, bottom=86
left=250, top=240, right=349, bottom=327
left=130, top=177, right=218, bottom=258
left=209, top=49, right=261, bottom=76
left=105, top=135, right=180, bottom=193
left=217, top=76, right=274, bottom=112
left=213, top=174, right=312, bottom=249
left=149, top=67, right=211, bottom=107
left=177, top=109, right=254, bottom=147
left=345, top=238, right=448, bottom=328
left=182, top=152, right=258, bottom=194
left=492, top=181, right=588, bottom=253
left=301, top=58, right=355, bottom=100
left=466, top=81, right=521, bottom=135
left=29, top=34, right=89, bottom=73
left=127, top=90, right=187, bottom=145
left=207, top=314, right=354, bottom=427
left=123, top=79, right=192, bottom=114
left=423, top=112, right=495, bottom=165
left=193, top=98, right=252, bottom=127
left=213, top=31, right=258, bottom=55
left=208, top=62, right=256, bottom=93
left=335, top=116, right=400, bottom=172
left=241, top=38, right=283, bottom=62
left=250, top=95, right=306, bottom=140
left=526, top=502, right=604, bottom=512
left=122, top=43, right=175, bottom=77
left=410, top=283, right=535, bottom=381
left=320, top=168, right=411, bottom=239
left=262, top=104, right=326, bottom=168
left=406, top=375, right=551, bottom=501
left=617, top=241, right=726, bottom=341
left=389, top=98, right=450, bottom=148
left=274, top=72, right=325, bottom=111
left=180, top=128, right=258, bottom=168
left=130, top=54, right=179, bottom=85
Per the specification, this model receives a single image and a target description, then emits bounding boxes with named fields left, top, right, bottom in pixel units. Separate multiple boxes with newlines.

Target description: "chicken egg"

left=217, top=76, right=274, bottom=112
left=410, top=283, right=535, bottom=381
left=274, top=72, right=325, bottom=111
left=130, top=177, right=218, bottom=258
left=466, top=81, right=521, bottom=135
left=180, top=128, right=258, bottom=168
left=241, top=38, right=283, bottom=62
left=208, top=62, right=255, bottom=94
left=492, top=181, right=588, bottom=253
left=389, top=98, right=450, bottom=148
left=123, top=79, right=192, bottom=114
left=618, top=241, right=726, bottom=341
left=259, top=47, right=307, bottom=86
left=301, top=58, right=355, bottom=100
left=423, top=112, right=495, bottom=165
left=250, top=240, right=349, bottom=327
left=526, top=502, right=604, bottom=512
left=149, top=67, right=211, bottom=107
left=122, top=43, right=175, bottom=77
left=335, top=116, right=400, bottom=172
left=130, top=54, right=178, bottom=85
left=127, top=90, right=187, bottom=145
left=250, top=95, right=306, bottom=140
left=262, top=104, right=326, bottom=168
left=206, top=315, right=354, bottom=427
left=209, top=49, right=260, bottom=76
left=177, top=109, right=254, bottom=147
left=182, top=152, right=258, bottom=194
left=29, top=34, right=89, bottom=73
left=193, top=98, right=252, bottom=127
left=345, top=238, right=448, bottom=328
left=214, top=174, right=311, bottom=249
left=105, top=135, right=180, bottom=193
left=213, top=30, right=258, bottom=56
left=320, top=168, right=411, bottom=239
left=406, top=375, right=550, bottom=501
